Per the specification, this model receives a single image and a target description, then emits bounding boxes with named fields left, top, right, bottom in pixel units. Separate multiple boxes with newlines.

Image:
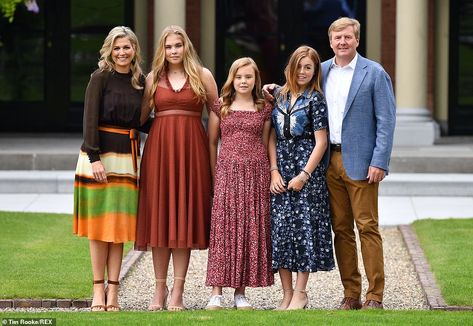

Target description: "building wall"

left=134, top=1, right=149, bottom=70
left=365, top=0, right=449, bottom=132
left=200, top=0, right=216, bottom=74
left=366, top=0, right=381, bottom=63
left=154, top=0, right=186, bottom=45
left=381, top=0, right=397, bottom=84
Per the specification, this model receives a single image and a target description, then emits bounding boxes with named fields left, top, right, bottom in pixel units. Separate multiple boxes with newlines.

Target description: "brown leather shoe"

left=362, top=300, right=384, bottom=309
left=339, top=297, right=362, bottom=310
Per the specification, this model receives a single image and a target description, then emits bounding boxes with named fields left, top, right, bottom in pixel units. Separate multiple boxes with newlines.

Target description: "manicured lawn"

left=0, top=211, right=132, bottom=299
left=2, top=211, right=472, bottom=326
left=0, top=310, right=472, bottom=325
left=412, top=218, right=473, bottom=306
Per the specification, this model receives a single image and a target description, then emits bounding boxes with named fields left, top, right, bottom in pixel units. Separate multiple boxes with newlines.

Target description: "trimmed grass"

left=2, top=211, right=472, bottom=325
left=0, top=211, right=133, bottom=299
left=0, top=310, right=473, bottom=325
left=412, top=218, right=473, bottom=306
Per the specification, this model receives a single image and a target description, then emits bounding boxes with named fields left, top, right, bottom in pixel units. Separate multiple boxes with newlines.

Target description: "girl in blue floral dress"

left=268, top=45, right=335, bottom=310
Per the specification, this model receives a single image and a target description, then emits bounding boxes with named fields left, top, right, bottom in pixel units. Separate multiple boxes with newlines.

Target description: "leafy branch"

left=0, top=0, right=39, bottom=22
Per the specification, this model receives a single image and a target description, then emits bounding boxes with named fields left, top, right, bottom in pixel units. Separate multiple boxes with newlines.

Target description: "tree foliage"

left=1, top=0, right=38, bottom=22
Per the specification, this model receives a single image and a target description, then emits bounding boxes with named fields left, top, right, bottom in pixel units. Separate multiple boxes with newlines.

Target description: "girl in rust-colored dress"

left=135, top=25, right=218, bottom=311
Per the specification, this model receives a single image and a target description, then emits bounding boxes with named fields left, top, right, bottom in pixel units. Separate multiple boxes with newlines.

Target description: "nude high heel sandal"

left=167, top=276, right=186, bottom=311
left=148, top=278, right=169, bottom=311
left=273, top=288, right=294, bottom=311
left=286, top=289, right=308, bottom=310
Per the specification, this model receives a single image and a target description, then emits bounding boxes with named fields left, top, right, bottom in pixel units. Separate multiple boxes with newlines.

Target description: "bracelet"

left=301, top=169, right=311, bottom=178
left=297, top=174, right=307, bottom=184
left=270, top=166, right=279, bottom=172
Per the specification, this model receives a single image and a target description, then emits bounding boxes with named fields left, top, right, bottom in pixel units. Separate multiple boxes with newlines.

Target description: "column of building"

left=394, top=0, right=439, bottom=145
left=154, top=0, right=186, bottom=43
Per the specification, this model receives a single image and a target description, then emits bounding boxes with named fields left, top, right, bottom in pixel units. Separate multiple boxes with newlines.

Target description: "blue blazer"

left=321, top=54, right=396, bottom=180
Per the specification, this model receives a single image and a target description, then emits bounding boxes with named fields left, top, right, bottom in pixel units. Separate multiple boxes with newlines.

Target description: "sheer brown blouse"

left=80, top=69, right=145, bottom=163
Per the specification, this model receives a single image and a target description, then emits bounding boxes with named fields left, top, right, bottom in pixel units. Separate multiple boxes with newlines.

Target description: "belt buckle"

left=331, top=143, right=342, bottom=152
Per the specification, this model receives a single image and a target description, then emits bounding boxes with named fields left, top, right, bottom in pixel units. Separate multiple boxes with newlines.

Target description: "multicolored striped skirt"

left=73, top=134, right=139, bottom=243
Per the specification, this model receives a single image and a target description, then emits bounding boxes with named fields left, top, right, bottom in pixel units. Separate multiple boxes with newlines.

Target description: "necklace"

left=168, top=69, right=185, bottom=75
left=165, top=71, right=187, bottom=93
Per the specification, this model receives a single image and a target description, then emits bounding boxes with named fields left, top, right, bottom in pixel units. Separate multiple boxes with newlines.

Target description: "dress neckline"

left=165, top=72, right=188, bottom=93
left=229, top=102, right=257, bottom=113
left=112, top=69, right=131, bottom=77
left=230, top=109, right=258, bottom=113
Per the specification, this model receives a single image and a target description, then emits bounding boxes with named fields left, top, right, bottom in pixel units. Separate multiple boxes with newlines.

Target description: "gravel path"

left=118, top=227, right=428, bottom=310
left=0, top=227, right=427, bottom=312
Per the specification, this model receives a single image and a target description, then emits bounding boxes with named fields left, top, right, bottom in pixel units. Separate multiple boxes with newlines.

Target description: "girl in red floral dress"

left=205, top=57, right=274, bottom=310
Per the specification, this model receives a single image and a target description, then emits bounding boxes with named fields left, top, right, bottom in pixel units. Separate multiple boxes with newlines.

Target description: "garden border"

left=0, top=249, right=144, bottom=309
left=398, top=225, right=473, bottom=311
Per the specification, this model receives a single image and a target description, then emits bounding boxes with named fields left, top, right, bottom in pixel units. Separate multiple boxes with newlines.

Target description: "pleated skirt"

left=135, top=115, right=211, bottom=250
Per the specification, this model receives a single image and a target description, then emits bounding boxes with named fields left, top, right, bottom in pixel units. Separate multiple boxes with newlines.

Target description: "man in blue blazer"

left=321, top=17, right=396, bottom=310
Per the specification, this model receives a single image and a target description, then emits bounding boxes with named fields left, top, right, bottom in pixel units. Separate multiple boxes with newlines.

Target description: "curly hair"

left=98, top=26, right=143, bottom=90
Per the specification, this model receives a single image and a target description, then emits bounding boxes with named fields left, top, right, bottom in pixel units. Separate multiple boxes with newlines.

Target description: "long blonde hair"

left=148, top=25, right=207, bottom=109
left=98, top=26, right=143, bottom=90
left=279, top=45, right=322, bottom=99
left=220, top=57, right=265, bottom=119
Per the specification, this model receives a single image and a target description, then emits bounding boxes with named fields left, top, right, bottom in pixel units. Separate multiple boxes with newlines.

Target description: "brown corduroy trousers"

left=326, top=152, right=385, bottom=302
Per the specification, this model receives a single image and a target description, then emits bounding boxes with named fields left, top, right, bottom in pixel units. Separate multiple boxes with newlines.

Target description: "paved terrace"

left=1, top=134, right=472, bottom=225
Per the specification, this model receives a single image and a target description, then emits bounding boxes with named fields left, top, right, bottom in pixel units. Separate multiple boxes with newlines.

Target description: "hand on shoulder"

left=145, top=71, right=154, bottom=87
left=262, top=83, right=278, bottom=102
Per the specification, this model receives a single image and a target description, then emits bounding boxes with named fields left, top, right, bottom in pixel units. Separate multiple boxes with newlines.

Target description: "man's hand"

left=262, top=83, right=277, bottom=102
left=367, top=166, right=385, bottom=184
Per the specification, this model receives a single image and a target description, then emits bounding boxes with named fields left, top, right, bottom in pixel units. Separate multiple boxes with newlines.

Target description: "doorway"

left=215, top=0, right=366, bottom=87
left=0, top=0, right=133, bottom=132
left=449, top=0, right=473, bottom=135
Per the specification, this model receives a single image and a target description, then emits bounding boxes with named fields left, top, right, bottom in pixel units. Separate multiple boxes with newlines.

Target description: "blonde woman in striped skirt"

left=73, top=26, right=145, bottom=312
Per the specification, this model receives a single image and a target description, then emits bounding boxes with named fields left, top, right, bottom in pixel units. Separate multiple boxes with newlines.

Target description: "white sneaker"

left=234, top=294, right=253, bottom=310
left=205, top=295, right=223, bottom=310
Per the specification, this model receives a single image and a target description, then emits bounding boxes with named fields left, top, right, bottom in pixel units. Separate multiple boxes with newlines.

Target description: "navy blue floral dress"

left=271, top=86, right=335, bottom=273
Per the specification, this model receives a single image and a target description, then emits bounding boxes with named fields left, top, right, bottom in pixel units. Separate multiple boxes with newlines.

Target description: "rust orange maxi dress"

left=135, top=75, right=211, bottom=250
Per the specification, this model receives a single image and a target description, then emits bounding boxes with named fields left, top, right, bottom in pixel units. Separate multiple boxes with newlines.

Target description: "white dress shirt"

left=325, top=54, right=358, bottom=144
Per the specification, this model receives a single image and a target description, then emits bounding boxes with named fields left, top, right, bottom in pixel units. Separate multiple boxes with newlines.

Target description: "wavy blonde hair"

left=279, top=45, right=322, bottom=100
left=148, top=25, right=207, bottom=109
left=98, top=26, right=143, bottom=90
left=220, top=57, right=265, bottom=119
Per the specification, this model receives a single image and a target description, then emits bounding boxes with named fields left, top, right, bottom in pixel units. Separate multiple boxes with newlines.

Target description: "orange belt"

left=155, top=109, right=201, bottom=118
left=98, top=125, right=139, bottom=173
